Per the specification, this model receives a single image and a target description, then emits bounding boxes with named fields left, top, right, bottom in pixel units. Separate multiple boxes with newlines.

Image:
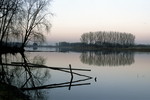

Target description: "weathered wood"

left=69, top=64, right=73, bottom=90
left=2, top=62, right=92, bottom=78
left=2, top=62, right=92, bottom=79
left=10, top=62, right=91, bottom=71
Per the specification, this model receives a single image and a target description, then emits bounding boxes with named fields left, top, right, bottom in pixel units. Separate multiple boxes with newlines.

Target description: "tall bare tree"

left=20, top=0, right=52, bottom=48
left=0, top=0, right=21, bottom=45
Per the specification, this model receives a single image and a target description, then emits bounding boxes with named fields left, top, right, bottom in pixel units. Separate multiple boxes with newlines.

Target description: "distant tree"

left=80, top=31, right=135, bottom=47
left=88, top=32, right=95, bottom=44
left=80, top=33, right=89, bottom=44
left=59, top=42, right=70, bottom=47
left=33, top=42, right=38, bottom=47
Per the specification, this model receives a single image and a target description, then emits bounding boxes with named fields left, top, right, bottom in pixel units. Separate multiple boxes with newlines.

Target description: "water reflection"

left=80, top=51, right=135, bottom=66
left=0, top=53, right=51, bottom=100
left=0, top=53, right=92, bottom=100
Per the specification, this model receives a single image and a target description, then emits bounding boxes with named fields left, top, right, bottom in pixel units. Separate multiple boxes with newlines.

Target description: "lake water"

left=1, top=49, right=150, bottom=100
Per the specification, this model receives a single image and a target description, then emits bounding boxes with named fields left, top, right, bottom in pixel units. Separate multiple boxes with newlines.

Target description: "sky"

left=46, top=0, right=150, bottom=44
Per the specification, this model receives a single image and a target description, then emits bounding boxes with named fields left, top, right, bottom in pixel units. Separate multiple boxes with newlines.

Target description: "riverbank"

left=56, top=46, right=150, bottom=52
left=0, top=46, right=24, bottom=54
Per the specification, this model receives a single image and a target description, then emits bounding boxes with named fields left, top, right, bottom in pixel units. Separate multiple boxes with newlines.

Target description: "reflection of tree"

left=0, top=53, right=50, bottom=100
left=0, top=53, right=92, bottom=100
left=32, top=55, right=46, bottom=65
left=80, top=51, right=135, bottom=66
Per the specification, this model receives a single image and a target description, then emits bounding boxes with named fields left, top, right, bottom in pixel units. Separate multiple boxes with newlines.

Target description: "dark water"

left=1, top=49, right=150, bottom=100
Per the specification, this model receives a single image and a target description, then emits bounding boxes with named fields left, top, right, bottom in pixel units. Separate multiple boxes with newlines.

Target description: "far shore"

left=25, top=45, right=150, bottom=52
left=57, top=46, right=150, bottom=52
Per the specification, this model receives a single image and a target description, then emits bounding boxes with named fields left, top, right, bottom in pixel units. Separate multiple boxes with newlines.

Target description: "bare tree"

left=88, top=32, right=94, bottom=44
left=19, top=0, right=52, bottom=48
left=0, top=0, right=21, bottom=45
left=80, top=33, right=89, bottom=44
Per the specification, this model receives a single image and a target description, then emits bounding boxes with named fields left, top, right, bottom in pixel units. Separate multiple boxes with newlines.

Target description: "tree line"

left=80, top=31, right=135, bottom=47
left=0, top=0, right=51, bottom=49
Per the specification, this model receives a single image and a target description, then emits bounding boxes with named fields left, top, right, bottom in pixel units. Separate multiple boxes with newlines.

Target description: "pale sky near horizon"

left=46, top=0, right=150, bottom=44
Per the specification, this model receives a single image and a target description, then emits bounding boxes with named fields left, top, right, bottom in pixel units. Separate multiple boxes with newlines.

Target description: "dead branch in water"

left=10, top=62, right=91, bottom=71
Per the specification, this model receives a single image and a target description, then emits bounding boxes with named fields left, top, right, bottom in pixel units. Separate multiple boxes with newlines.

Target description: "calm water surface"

left=27, top=51, right=150, bottom=100
left=1, top=49, right=150, bottom=100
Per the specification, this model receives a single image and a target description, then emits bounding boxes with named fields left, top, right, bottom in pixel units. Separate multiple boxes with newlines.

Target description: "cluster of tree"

left=0, top=0, right=52, bottom=49
left=80, top=31, right=135, bottom=47
left=80, top=51, right=134, bottom=66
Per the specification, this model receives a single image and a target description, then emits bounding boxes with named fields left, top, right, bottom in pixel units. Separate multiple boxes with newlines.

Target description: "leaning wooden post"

left=69, top=64, right=73, bottom=78
left=69, top=64, right=73, bottom=90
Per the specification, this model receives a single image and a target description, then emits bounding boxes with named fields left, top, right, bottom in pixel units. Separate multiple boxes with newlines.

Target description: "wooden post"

left=69, top=64, right=73, bottom=78
left=69, top=64, right=73, bottom=90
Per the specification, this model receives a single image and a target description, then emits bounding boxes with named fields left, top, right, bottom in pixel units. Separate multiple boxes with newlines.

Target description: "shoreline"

left=0, top=46, right=24, bottom=54
left=55, top=46, right=150, bottom=52
left=24, top=46, right=150, bottom=53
